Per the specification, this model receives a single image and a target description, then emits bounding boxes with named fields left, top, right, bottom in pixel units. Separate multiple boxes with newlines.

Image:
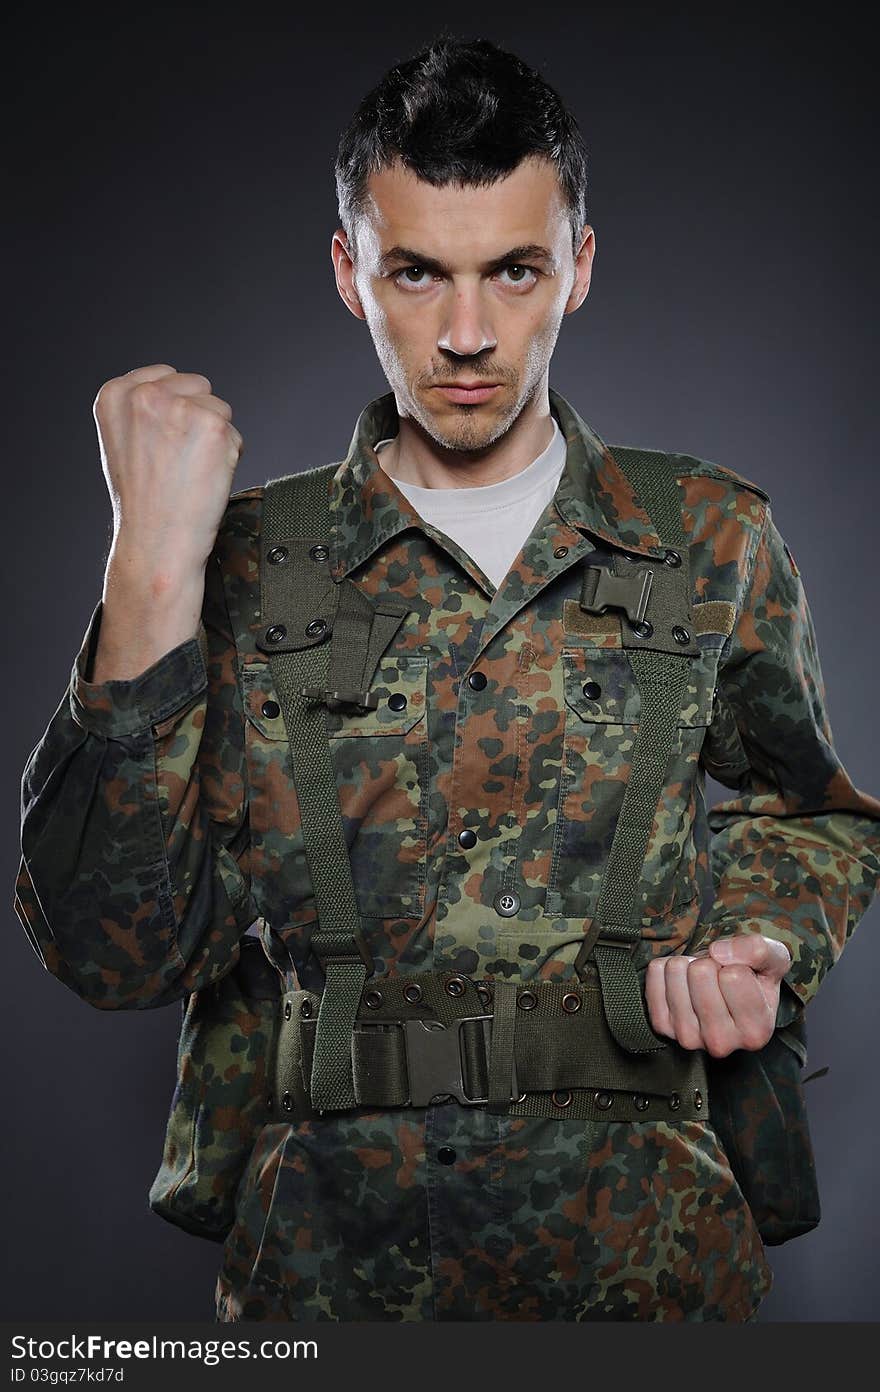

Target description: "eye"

left=392, top=263, right=540, bottom=292
left=499, top=264, right=539, bottom=288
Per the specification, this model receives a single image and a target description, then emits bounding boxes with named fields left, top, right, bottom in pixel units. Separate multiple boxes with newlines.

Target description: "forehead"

left=358, top=155, right=568, bottom=260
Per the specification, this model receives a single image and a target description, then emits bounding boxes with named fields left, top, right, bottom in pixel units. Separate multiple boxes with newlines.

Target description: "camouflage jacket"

left=13, top=386, right=880, bottom=1322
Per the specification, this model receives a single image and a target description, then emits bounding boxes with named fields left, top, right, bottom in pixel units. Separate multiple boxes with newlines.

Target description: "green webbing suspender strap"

left=573, top=447, right=702, bottom=1053
left=256, top=463, right=410, bottom=1112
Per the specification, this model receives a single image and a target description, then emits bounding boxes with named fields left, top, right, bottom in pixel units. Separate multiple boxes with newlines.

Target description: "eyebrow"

left=377, top=243, right=556, bottom=275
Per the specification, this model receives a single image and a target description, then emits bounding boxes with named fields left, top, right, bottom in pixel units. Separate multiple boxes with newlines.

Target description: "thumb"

left=708, top=933, right=791, bottom=980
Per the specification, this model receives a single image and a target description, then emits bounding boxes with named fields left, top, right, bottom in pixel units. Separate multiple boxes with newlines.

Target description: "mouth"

left=432, top=382, right=501, bottom=404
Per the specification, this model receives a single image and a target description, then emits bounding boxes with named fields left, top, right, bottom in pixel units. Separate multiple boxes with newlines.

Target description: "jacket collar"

left=327, top=386, right=665, bottom=581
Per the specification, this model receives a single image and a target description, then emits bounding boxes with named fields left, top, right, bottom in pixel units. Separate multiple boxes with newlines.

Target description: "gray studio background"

left=5, top=7, right=877, bottom=1321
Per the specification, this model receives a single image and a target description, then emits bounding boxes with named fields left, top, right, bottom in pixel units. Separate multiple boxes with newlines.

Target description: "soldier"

left=13, top=34, right=880, bottom=1323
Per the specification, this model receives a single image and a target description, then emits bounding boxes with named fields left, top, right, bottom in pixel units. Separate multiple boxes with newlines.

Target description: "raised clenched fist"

left=93, top=363, right=245, bottom=583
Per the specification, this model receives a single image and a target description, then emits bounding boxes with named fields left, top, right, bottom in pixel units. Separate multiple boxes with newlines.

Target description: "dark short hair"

left=334, top=33, right=589, bottom=259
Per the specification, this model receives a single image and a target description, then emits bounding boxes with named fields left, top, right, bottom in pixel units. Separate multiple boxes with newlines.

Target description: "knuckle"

left=720, top=964, right=754, bottom=989
left=687, top=957, right=716, bottom=985
left=703, top=1028, right=734, bottom=1058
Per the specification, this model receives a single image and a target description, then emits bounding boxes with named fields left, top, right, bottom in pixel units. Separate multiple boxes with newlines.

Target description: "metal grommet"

left=364, top=989, right=383, bottom=1009
left=284, top=1000, right=292, bottom=1020
left=309, top=544, right=329, bottom=563
left=305, top=618, right=327, bottom=639
left=281, top=1091, right=293, bottom=1112
left=594, top=1090, right=614, bottom=1111
left=553, top=546, right=569, bottom=559
left=476, top=983, right=493, bottom=1007
left=694, top=1089, right=703, bottom=1111
left=551, top=1089, right=573, bottom=1108
left=663, top=548, right=682, bottom=567
left=668, top=1092, right=681, bottom=1112
left=265, top=623, right=287, bottom=644
left=671, top=625, right=690, bottom=645
left=517, top=989, right=538, bottom=1011
left=514, top=1091, right=528, bottom=1103
left=403, top=982, right=423, bottom=1004
left=267, top=545, right=288, bottom=565
left=633, top=1094, right=649, bottom=1112
left=300, top=999, right=313, bottom=1019
left=629, top=619, right=653, bottom=639
left=561, top=992, right=581, bottom=1013
left=445, top=975, right=467, bottom=997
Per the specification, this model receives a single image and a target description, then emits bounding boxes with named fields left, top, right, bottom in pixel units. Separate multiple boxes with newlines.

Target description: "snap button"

left=388, top=692, right=407, bottom=711
left=458, top=828, right=477, bottom=849
left=437, top=1147, right=457, bottom=1165
left=671, top=625, right=690, bottom=645
left=403, top=983, right=423, bottom=1004
left=551, top=1089, right=573, bottom=1108
left=663, top=549, right=682, bottom=567
left=668, top=1092, right=681, bottom=1111
left=262, top=699, right=281, bottom=719
left=445, top=975, right=467, bottom=997
left=284, top=1000, right=292, bottom=1021
left=265, top=624, right=286, bottom=644
left=517, top=989, right=538, bottom=1011
left=561, top=992, right=581, bottom=1013
left=493, top=890, right=520, bottom=917
left=582, top=681, right=601, bottom=700
left=305, top=618, right=327, bottom=639
left=267, top=545, right=288, bottom=565
left=309, top=544, right=329, bottom=562
left=301, top=999, right=313, bottom=1018
left=633, top=1094, right=649, bottom=1112
left=364, top=989, right=383, bottom=1009
left=594, top=1090, right=614, bottom=1111
left=468, top=671, right=487, bottom=690
left=553, top=546, right=569, bottom=559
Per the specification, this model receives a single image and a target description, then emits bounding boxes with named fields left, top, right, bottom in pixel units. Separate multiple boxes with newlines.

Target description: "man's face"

left=332, top=155, right=594, bottom=454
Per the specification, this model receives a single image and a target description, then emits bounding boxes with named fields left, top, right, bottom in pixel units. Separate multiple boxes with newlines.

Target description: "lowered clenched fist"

left=93, top=363, right=244, bottom=584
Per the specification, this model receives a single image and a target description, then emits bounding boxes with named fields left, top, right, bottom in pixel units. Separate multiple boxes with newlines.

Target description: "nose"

left=437, top=282, right=497, bottom=357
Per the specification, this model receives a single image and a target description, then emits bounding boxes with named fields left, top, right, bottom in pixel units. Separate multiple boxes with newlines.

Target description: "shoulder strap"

left=257, top=464, right=408, bottom=1112
left=574, top=447, right=701, bottom=1054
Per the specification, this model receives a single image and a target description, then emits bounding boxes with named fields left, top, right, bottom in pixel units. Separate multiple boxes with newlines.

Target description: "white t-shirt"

left=374, top=414, right=567, bottom=589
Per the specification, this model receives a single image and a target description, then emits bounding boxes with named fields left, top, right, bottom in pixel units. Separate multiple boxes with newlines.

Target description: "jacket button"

left=468, top=671, right=487, bottom=690
left=262, top=700, right=280, bottom=719
left=267, top=545, right=288, bottom=565
left=388, top=692, right=407, bottom=711
left=458, top=829, right=477, bottom=849
left=437, top=1147, right=457, bottom=1165
left=594, top=1090, right=614, bottom=1110
left=493, top=890, right=520, bottom=917
left=582, top=681, right=601, bottom=700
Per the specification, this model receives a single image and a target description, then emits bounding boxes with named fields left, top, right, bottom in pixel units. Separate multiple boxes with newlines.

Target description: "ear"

left=331, top=228, right=367, bottom=322
left=564, top=224, right=596, bottom=315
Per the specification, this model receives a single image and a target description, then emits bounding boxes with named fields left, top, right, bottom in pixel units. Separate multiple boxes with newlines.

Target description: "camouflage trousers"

left=214, top=1101, right=772, bottom=1322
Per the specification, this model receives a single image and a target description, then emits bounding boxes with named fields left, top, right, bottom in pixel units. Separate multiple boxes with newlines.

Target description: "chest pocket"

left=242, top=654, right=430, bottom=923
left=546, top=638, right=720, bottom=925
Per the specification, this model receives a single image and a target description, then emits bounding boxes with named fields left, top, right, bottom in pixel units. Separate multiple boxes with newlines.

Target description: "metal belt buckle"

left=403, top=1016, right=519, bottom=1106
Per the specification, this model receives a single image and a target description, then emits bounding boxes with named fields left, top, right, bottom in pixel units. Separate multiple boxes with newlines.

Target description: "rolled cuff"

left=69, top=598, right=208, bottom=738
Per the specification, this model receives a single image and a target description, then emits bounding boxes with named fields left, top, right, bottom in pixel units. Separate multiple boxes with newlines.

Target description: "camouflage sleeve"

left=695, top=502, right=880, bottom=1017
left=13, top=549, right=258, bottom=1010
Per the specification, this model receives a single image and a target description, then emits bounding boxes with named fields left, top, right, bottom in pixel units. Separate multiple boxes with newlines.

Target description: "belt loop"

left=487, top=980, right=517, bottom=1115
